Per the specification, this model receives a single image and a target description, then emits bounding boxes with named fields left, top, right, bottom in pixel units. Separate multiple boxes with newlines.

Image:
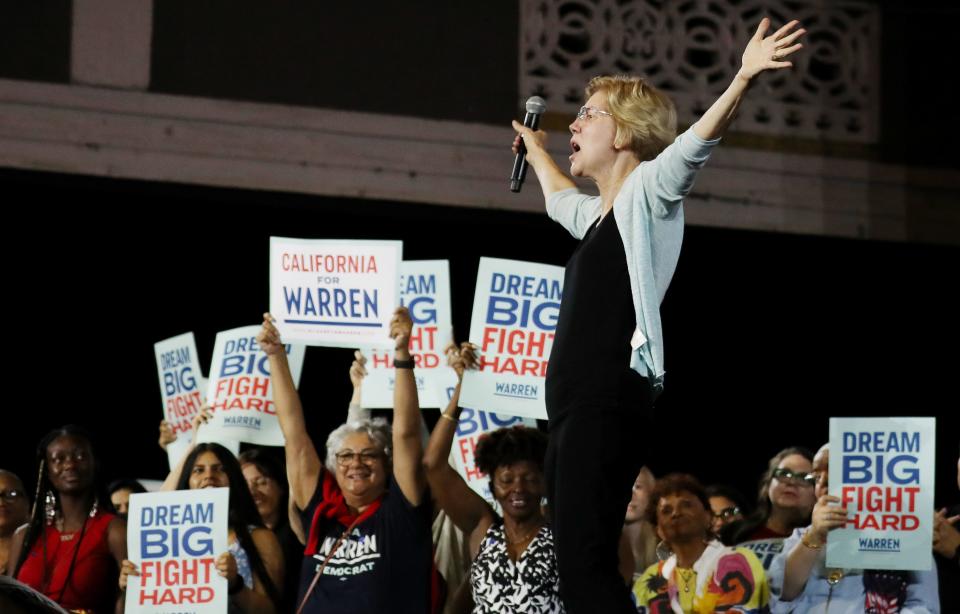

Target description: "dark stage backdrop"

left=3, top=168, right=958, bottom=510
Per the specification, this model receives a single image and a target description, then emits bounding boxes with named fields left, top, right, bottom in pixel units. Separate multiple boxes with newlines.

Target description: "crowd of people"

left=2, top=14, right=958, bottom=614
left=1, top=312, right=957, bottom=613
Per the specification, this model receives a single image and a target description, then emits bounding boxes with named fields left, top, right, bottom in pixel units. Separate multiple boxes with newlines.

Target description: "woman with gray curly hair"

left=257, top=306, right=433, bottom=614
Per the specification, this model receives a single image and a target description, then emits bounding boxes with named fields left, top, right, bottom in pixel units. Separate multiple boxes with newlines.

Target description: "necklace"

left=504, top=522, right=542, bottom=546
left=676, top=567, right=696, bottom=593
left=827, top=568, right=845, bottom=585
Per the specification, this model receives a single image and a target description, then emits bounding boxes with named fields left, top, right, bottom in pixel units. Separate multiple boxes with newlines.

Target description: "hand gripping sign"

left=200, top=325, right=305, bottom=447
left=827, top=417, right=936, bottom=571
left=270, top=237, right=402, bottom=348
left=154, top=333, right=205, bottom=469
left=125, top=488, right=229, bottom=613
left=460, top=258, right=563, bottom=420
left=360, top=260, right=453, bottom=409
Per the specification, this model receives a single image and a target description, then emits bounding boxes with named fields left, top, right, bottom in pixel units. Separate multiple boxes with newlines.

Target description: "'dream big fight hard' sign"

left=361, top=260, right=453, bottom=409
left=459, top=258, right=563, bottom=420
left=200, top=326, right=305, bottom=447
left=270, top=237, right=402, bottom=349
left=154, top=333, right=204, bottom=469
left=827, top=417, right=936, bottom=571
left=125, top=488, right=229, bottom=614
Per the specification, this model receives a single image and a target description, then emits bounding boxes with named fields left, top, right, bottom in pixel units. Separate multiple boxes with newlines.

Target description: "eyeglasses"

left=772, top=467, right=817, bottom=486
left=576, top=106, right=614, bottom=121
left=335, top=450, right=383, bottom=466
left=712, top=506, right=741, bottom=520
left=0, top=489, right=24, bottom=502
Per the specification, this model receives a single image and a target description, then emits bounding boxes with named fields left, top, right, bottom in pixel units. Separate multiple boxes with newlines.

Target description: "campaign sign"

left=270, top=237, right=402, bottom=348
left=443, top=383, right=538, bottom=503
left=459, top=258, right=563, bottom=420
left=827, top=417, right=936, bottom=571
left=125, top=488, right=229, bottom=613
left=360, top=260, right=452, bottom=409
left=200, top=326, right=305, bottom=447
left=155, top=333, right=204, bottom=469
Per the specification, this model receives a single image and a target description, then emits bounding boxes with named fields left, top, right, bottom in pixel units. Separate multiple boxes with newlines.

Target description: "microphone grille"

left=525, top=96, right=547, bottom=114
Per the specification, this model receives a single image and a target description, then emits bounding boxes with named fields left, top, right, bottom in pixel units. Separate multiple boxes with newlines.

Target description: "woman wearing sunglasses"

left=511, top=16, right=806, bottom=614
left=724, top=446, right=816, bottom=570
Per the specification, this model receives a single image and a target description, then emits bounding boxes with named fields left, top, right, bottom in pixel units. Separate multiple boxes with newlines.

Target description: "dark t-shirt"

left=296, top=473, right=433, bottom=614
left=546, top=214, right=646, bottom=418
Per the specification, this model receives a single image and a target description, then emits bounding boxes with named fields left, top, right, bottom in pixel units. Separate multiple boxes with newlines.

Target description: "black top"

left=296, top=475, right=433, bottom=614
left=545, top=213, right=646, bottom=418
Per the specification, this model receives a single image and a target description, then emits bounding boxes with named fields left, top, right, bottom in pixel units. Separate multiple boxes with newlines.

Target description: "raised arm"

left=423, top=343, right=495, bottom=544
left=257, top=313, right=322, bottom=510
left=693, top=18, right=804, bottom=141
left=510, top=121, right=577, bottom=202
left=389, top=307, right=428, bottom=506
left=347, top=350, right=372, bottom=422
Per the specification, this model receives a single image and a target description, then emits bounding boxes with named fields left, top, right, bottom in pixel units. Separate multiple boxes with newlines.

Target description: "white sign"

left=827, top=417, right=936, bottom=571
left=270, top=237, right=402, bottom=348
left=459, top=258, right=563, bottom=420
left=200, top=326, right=305, bottom=446
left=154, top=333, right=204, bottom=469
left=125, top=488, right=229, bottom=613
left=361, top=260, right=453, bottom=408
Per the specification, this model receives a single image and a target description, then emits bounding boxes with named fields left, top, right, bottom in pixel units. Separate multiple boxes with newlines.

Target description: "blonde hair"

left=586, top=75, right=677, bottom=162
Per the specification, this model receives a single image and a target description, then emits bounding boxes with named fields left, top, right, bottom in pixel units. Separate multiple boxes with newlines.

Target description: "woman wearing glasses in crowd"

left=705, top=484, right=749, bottom=537
left=723, top=446, right=816, bottom=571
left=8, top=426, right=127, bottom=614
left=258, top=307, right=434, bottom=614
left=510, top=16, right=805, bottom=613
left=768, top=443, right=940, bottom=613
left=0, top=470, right=30, bottom=576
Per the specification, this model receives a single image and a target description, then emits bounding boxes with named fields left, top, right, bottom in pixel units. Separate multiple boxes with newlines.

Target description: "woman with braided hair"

left=7, top=425, right=126, bottom=614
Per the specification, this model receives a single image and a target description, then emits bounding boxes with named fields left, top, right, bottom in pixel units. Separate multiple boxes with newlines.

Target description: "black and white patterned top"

left=470, top=522, right=565, bottom=613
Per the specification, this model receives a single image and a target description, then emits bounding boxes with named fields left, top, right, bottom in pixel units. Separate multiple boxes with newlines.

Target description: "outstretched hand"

left=350, top=350, right=368, bottom=387
left=444, top=341, right=479, bottom=380
left=256, top=313, right=285, bottom=356
left=738, top=18, right=805, bottom=81
left=390, top=307, right=413, bottom=352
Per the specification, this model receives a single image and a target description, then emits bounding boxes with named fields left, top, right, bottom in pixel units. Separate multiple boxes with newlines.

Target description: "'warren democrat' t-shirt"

left=297, top=473, right=433, bottom=614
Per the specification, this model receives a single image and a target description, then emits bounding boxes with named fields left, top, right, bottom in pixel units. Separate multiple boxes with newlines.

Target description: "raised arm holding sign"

left=259, top=307, right=434, bottom=614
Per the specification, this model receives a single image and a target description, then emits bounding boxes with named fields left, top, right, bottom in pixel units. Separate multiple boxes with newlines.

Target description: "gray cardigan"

left=546, top=127, right=720, bottom=395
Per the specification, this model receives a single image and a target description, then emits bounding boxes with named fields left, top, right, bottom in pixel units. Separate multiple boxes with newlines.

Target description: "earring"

left=656, top=540, right=674, bottom=561
left=89, top=500, right=98, bottom=518
left=44, top=491, right=56, bottom=526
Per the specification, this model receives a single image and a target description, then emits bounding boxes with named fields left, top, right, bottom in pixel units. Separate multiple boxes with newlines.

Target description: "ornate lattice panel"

left=521, top=0, right=879, bottom=143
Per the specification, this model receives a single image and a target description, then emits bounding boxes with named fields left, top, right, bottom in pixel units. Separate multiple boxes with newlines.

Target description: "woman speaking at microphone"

left=510, top=18, right=805, bottom=613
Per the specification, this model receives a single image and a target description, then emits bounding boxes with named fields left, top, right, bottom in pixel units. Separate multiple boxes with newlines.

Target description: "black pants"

left=545, top=400, right=649, bottom=614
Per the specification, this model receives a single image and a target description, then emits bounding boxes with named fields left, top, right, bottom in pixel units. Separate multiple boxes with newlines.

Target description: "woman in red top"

left=7, top=425, right=126, bottom=614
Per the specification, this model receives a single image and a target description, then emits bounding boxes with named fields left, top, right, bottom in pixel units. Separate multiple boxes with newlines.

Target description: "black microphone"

left=510, top=96, right=547, bottom=193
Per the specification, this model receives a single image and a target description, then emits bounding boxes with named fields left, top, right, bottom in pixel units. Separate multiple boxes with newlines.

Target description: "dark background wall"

left=2, top=2, right=957, bottom=168
left=3, top=167, right=957, bottom=510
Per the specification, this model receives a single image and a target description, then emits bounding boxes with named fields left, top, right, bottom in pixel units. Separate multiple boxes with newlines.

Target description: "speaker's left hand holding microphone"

left=511, top=120, right=549, bottom=167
